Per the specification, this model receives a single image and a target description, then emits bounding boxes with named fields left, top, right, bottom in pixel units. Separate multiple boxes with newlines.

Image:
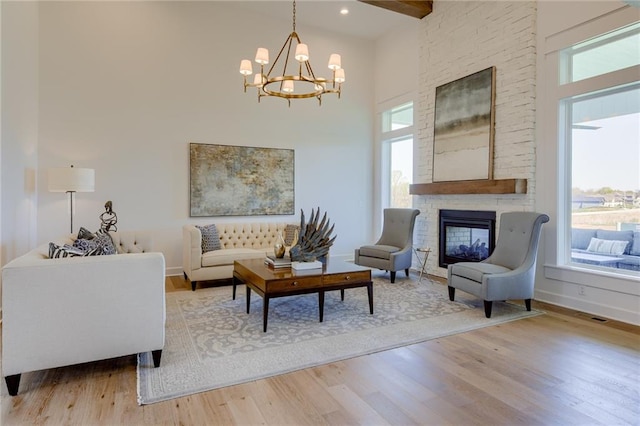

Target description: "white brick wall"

left=414, top=1, right=537, bottom=277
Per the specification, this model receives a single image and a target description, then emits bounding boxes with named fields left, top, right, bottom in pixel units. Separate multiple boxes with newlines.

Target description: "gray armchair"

left=447, top=211, right=549, bottom=318
left=355, top=208, right=420, bottom=283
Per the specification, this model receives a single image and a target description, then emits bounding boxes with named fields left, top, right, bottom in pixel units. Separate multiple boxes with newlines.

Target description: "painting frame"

left=432, top=66, right=496, bottom=182
left=189, top=143, right=295, bottom=217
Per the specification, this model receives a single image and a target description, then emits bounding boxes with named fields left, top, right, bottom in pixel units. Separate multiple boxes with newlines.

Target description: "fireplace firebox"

left=439, top=209, right=496, bottom=268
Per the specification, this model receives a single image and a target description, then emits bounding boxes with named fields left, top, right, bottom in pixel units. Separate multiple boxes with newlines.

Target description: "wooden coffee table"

left=232, top=258, right=373, bottom=332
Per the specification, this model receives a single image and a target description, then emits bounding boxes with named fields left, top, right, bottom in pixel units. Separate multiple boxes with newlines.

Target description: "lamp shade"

left=328, top=54, right=341, bottom=70
left=48, top=167, right=95, bottom=193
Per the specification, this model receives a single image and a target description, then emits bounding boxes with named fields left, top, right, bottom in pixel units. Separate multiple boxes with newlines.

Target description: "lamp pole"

left=67, top=190, right=76, bottom=234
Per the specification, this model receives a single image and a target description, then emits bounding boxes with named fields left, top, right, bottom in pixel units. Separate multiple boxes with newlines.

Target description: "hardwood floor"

left=2, top=274, right=639, bottom=425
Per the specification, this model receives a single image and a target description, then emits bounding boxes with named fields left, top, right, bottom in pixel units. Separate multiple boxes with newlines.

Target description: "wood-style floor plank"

left=2, top=275, right=639, bottom=425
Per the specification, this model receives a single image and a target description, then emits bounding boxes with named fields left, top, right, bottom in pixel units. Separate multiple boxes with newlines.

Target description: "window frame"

left=540, top=15, right=640, bottom=290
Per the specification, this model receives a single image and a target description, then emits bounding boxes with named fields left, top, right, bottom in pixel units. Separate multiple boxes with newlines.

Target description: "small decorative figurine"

left=100, top=200, right=118, bottom=232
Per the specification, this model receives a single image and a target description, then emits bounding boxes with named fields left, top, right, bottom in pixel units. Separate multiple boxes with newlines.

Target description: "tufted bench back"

left=216, top=223, right=292, bottom=250
left=109, top=231, right=153, bottom=254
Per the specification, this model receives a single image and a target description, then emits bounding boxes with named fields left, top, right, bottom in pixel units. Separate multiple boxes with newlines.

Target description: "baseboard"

left=166, top=266, right=183, bottom=277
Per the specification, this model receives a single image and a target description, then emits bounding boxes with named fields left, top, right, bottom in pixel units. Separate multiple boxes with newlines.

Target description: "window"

left=381, top=102, right=414, bottom=208
left=559, top=22, right=640, bottom=275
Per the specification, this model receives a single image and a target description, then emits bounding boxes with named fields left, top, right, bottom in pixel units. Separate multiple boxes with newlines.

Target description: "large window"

left=381, top=102, right=414, bottom=208
left=559, top=22, right=640, bottom=275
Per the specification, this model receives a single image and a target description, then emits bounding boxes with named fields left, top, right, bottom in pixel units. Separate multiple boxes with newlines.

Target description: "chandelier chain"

left=292, top=0, right=296, bottom=32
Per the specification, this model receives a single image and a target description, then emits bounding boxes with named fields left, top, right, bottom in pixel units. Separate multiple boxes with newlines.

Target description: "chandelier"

left=239, top=0, right=346, bottom=106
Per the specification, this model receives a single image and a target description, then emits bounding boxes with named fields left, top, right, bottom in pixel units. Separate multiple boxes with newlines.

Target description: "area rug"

left=137, top=274, right=541, bottom=404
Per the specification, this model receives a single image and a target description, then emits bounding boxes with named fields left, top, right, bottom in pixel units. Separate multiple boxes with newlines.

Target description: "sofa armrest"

left=183, top=225, right=203, bottom=276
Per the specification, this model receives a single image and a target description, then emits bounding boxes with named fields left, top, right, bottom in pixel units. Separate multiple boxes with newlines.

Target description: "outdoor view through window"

left=384, top=102, right=413, bottom=208
left=563, top=22, right=640, bottom=273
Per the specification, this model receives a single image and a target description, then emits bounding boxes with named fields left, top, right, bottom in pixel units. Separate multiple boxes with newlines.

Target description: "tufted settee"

left=183, top=223, right=295, bottom=291
left=2, top=230, right=166, bottom=396
left=571, top=227, right=640, bottom=271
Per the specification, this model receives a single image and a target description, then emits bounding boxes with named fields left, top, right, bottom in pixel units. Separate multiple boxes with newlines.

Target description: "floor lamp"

left=48, top=165, right=95, bottom=234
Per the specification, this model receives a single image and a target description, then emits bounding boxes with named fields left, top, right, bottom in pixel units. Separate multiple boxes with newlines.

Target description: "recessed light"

left=340, top=7, right=349, bottom=15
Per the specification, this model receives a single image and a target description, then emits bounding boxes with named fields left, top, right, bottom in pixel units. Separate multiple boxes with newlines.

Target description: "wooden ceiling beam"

left=358, top=1, right=433, bottom=19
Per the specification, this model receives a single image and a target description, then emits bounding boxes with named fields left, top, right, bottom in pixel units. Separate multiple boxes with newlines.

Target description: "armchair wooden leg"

left=448, top=286, right=455, bottom=301
left=525, top=299, right=532, bottom=311
left=5, top=374, right=20, bottom=396
left=405, top=268, right=409, bottom=277
left=152, top=350, right=163, bottom=368
left=191, top=280, right=197, bottom=292
left=390, top=271, right=396, bottom=283
left=484, top=300, right=493, bottom=318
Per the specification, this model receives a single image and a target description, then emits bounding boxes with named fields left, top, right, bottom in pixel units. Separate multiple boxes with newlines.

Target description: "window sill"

left=543, top=263, right=640, bottom=297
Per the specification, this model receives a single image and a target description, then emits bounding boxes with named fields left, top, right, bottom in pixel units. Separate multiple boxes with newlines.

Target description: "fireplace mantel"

left=409, top=179, right=527, bottom=195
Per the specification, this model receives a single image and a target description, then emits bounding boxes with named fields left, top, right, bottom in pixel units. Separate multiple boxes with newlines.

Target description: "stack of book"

left=264, top=254, right=291, bottom=269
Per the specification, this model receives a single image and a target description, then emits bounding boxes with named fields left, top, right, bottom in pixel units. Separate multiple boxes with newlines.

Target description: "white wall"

left=1, top=2, right=39, bottom=265
left=24, top=1, right=376, bottom=274
left=372, top=21, right=420, bottom=235
left=413, top=1, right=538, bottom=278
left=535, top=1, right=640, bottom=325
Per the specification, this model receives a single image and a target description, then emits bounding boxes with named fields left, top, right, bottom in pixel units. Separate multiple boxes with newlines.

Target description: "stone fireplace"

left=438, top=209, right=496, bottom=268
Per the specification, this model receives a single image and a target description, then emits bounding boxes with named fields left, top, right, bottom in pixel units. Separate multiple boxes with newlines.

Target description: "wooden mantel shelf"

left=409, top=179, right=527, bottom=195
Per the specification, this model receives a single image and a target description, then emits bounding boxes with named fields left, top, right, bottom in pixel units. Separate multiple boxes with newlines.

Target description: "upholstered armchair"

left=447, top=211, right=549, bottom=318
left=355, top=208, right=420, bottom=283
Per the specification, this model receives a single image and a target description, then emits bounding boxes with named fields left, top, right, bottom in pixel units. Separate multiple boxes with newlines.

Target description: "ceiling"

left=225, top=0, right=426, bottom=40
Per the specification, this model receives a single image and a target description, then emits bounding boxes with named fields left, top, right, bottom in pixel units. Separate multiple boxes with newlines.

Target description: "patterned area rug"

left=137, top=274, right=540, bottom=404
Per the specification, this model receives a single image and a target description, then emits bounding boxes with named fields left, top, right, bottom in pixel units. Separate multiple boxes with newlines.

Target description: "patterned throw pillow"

left=284, top=224, right=299, bottom=246
left=49, top=242, right=99, bottom=258
left=95, top=229, right=117, bottom=255
left=196, top=224, right=222, bottom=253
left=73, top=238, right=99, bottom=253
left=77, top=227, right=95, bottom=240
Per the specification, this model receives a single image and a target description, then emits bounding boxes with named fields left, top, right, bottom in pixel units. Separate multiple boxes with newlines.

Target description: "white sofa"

left=1, top=231, right=165, bottom=396
left=183, top=223, right=294, bottom=291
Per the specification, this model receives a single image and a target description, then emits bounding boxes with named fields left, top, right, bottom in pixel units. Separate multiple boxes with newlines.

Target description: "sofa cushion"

left=197, top=224, right=222, bottom=253
left=202, top=248, right=264, bottom=267
left=586, top=237, right=628, bottom=255
left=572, top=228, right=597, bottom=250
left=596, top=229, right=634, bottom=255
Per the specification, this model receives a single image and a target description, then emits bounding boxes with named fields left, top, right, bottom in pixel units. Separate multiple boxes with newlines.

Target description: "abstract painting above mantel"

left=432, top=67, right=496, bottom=182
left=189, top=143, right=294, bottom=217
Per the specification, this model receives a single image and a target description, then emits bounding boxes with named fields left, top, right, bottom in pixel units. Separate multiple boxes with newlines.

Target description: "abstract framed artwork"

left=189, top=143, right=294, bottom=216
left=432, top=66, right=496, bottom=182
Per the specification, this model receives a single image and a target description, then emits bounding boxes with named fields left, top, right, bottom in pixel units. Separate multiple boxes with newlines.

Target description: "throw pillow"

left=586, top=237, right=628, bottom=256
left=49, top=242, right=99, bottom=258
left=197, top=224, right=222, bottom=253
left=77, top=227, right=95, bottom=240
left=95, top=229, right=117, bottom=255
left=284, top=224, right=300, bottom=246
left=73, top=238, right=99, bottom=253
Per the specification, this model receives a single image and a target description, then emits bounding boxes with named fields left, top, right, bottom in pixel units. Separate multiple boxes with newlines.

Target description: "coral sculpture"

left=289, top=207, right=337, bottom=262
